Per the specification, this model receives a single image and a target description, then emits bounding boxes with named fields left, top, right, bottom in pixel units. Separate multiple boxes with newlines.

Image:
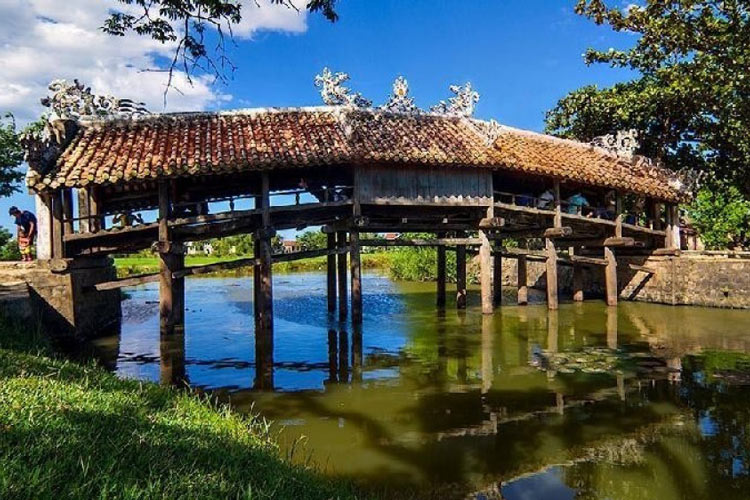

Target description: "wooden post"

left=664, top=204, right=674, bottom=248
left=327, top=232, right=337, bottom=313
left=173, top=252, right=185, bottom=328
left=350, top=230, right=362, bottom=323
left=350, top=172, right=362, bottom=324
left=545, top=238, right=558, bottom=310
left=51, top=191, right=64, bottom=259
left=615, top=192, right=623, bottom=238
left=436, top=233, right=446, bottom=308
left=61, top=188, right=74, bottom=236
left=517, top=254, right=528, bottom=305
left=553, top=180, right=562, bottom=227
left=653, top=201, right=663, bottom=231
left=479, top=206, right=494, bottom=314
left=255, top=173, right=274, bottom=389
left=456, top=235, right=467, bottom=309
left=158, top=181, right=175, bottom=333
left=571, top=247, right=584, bottom=302
left=493, top=241, right=502, bottom=307
left=351, top=324, right=363, bottom=384
left=89, top=187, right=104, bottom=232
left=572, top=264, right=584, bottom=302
left=670, top=204, right=681, bottom=249
left=77, top=188, right=90, bottom=233
left=338, top=330, right=349, bottom=383
left=337, top=231, right=348, bottom=320
left=604, top=246, right=618, bottom=306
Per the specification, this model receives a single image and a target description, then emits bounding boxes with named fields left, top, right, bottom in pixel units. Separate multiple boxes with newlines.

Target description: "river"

left=87, top=272, right=750, bottom=499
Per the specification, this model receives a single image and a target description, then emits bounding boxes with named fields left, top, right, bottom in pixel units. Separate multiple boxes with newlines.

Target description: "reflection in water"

left=98, top=273, right=750, bottom=499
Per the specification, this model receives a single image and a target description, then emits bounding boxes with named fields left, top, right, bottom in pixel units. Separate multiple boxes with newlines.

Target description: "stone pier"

left=0, top=258, right=121, bottom=337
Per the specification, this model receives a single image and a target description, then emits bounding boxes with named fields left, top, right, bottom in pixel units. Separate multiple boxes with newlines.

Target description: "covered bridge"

left=23, top=75, right=687, bottom=343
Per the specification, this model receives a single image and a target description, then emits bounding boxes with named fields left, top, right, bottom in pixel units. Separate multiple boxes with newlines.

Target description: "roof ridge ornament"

left=380, top=76, right=420, bottom=115
left=470, top=118, right=503, bottom=146
left=314, top=68, right=372, bottom=108
left=42, top=79, right=149, bottom=123
left=591, top=129, right=639, bottom=159
left=431, top=82, right=479, bottom=117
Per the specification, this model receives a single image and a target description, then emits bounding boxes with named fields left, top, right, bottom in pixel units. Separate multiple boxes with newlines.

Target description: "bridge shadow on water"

left=87, top=272, right=750, bottom=500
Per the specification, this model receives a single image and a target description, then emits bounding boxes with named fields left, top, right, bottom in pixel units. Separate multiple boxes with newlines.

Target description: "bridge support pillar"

left=436, top=233, right=446, bottom=308
left=327, top=232, right=337, bottom=314
left=337, top=231, right=348, bottom=321
left=493, top=242, right=502, bottom=307
left=545, top=238, right=558, bottom=310
left=479, top=207, right=494, bottom=315
left=572, top=263, right=584, bottom=302
left=456, top=235, right=467, bottom=309
left=604, top=246, right=618, bottom=306
left=517, top=255, right=528, bottom=305
left=350, top=230, right=362, bottom=324
left=159, top=250, right=185, bottom=334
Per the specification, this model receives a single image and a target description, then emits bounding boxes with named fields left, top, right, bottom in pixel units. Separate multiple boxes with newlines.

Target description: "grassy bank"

left=115, top=252, right=393, bottom=278
left=0, top=319, right=369, bottom=500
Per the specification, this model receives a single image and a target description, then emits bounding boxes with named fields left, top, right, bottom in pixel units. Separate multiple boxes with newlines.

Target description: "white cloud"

left=0, top=0, right=307, bottom=123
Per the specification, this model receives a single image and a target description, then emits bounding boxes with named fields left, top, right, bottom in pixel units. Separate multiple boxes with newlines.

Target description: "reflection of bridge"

left=23, top=80, right=685, bottom=367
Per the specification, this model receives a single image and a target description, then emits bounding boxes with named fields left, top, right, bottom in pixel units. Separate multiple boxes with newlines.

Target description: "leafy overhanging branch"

left=102, top=0, right=340, bottom=99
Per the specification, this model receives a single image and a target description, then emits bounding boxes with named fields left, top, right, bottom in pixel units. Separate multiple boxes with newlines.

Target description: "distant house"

left=186, top=241, right=214, bottom=255
left=383, top=233, right=400, bottom=241
left=283, top=240, right=301, bottom=253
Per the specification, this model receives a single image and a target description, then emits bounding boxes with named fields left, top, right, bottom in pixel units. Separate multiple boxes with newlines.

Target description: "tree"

left=297, top=230, right=327, bottom=251
left=0, top=227, right=21, bottom=261
left=546, top=1, right=750, bottom=194
left=0, top=114, right=25, bottom=197
left=686, top=182, right=750, bottom=249
left=103, top=0, right=340, bottom=91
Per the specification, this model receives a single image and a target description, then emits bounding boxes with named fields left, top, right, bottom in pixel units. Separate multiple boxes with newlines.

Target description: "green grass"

left=0, top=319, right=370, bottom=500
left=115, top=252, right=393, bottom=278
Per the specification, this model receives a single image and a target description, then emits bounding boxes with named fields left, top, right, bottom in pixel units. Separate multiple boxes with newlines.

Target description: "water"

left=90, top=272, right=750, bottom=499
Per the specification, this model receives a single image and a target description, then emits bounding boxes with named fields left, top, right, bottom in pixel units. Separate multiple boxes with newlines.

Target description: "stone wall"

left=498, top=252, right=750, bottom=309
left=0, top=258, right=121, bottom=337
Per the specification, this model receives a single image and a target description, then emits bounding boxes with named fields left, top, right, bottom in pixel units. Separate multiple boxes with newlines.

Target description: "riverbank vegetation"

left=0, top=317, right=370, bottom=500
left=545, top=0, right=750, bottom=250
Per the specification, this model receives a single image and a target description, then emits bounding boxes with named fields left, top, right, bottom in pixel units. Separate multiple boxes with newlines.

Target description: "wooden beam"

left=628, top=263, right=657, bottom=274
left=517, top=254, right=528, bottom=306
left=604, top=246, right=617, bottom=306
left=93, top=272, right=161, bottom=291
left=603, top=237, right=637, bottom=247
left=359, top=237, right=481, bottom=247
left=479, top=217, right=505, bottom=230
left=545, top=238, right=558, bottom=310
left=570, top=255, right=608, bottom=266
left=327, top=232, right=337, bottom=314
left=437, top=232, right=446, bottom=308
left=158, top=181, right=177, bottom=334
left=544, top=226, right=572, bottom=239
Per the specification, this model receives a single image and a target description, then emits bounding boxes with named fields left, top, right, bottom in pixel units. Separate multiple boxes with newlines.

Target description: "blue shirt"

left=14, top=211, right=37, bottom=234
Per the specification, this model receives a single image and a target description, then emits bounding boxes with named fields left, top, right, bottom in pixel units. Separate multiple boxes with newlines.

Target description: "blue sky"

left=1, top=0, right=637, bottom=232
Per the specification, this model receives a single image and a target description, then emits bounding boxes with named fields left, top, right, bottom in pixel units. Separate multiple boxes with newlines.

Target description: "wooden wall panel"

left=357, top=165, right=492, bottom=206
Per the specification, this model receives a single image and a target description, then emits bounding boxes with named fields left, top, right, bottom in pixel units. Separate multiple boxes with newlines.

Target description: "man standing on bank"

left=9, top=206, right=36, bottom=261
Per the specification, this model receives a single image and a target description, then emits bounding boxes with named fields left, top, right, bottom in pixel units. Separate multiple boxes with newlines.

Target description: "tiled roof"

left=27, top=106, right=685, bottom=202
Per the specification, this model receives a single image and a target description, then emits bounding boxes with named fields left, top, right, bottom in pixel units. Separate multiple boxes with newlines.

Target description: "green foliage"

left=687, top=182, right=750, bottom=249
left=0, top=317, right=368, bottom=500
left=297, top=230, right=327, bottom=251
left=388, top=234, right=459, bottom=283
left=546, top=1, right=750, bottom=192
left=0, top=228, right=21, bottom=261
left=0, top=114, right=25, bottom=198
